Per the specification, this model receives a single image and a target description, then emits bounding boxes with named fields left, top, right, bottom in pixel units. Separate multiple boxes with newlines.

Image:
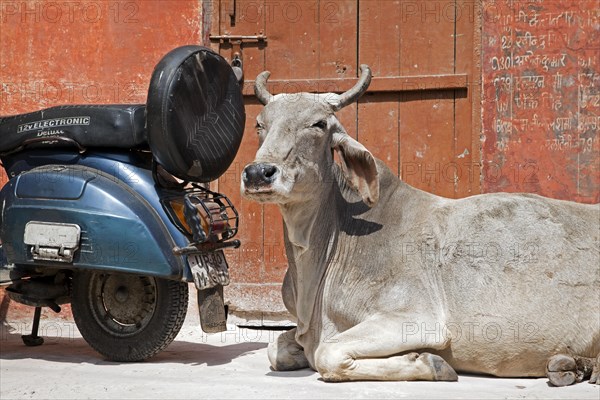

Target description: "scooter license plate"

left=187, top=250, right=230, bottom=290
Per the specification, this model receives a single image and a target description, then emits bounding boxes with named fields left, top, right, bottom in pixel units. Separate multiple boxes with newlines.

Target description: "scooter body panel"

left=1, top=151, right=191, bottom=280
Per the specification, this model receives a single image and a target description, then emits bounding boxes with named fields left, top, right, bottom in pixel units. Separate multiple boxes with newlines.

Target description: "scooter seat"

left=0, top=104, right=146, bottom=154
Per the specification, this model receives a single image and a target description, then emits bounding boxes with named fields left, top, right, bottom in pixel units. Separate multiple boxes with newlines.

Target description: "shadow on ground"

left=0, top=324, right=267, bottom=367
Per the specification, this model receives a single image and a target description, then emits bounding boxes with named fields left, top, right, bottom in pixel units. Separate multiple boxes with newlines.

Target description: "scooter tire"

left=71, top=271, right=188, bottom=362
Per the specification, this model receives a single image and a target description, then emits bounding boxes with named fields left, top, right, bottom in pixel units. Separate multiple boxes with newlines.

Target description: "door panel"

left=358, top=1, right=401, bottom=174
left=208, top=0, right=476, bottom=316
left=455, top=0, right=481, bottom=198
left=397, top=0, right=463, bottom=198
left=359, top=0, right=474, bottom=197
left=399, top=90, right=457, bottom=196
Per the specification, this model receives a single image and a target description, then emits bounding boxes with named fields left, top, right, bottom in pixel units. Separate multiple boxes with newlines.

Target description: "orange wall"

left=1, top=1, right=202, bottom=114
left=3, top=1, right=598, bottom=201
left=481, top=0, right=599, bottom=203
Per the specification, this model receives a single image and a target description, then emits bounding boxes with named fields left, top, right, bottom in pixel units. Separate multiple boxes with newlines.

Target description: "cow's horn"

left=333, top=64, right=372, bottom=111
left=254, top=71, right=273, bottom=105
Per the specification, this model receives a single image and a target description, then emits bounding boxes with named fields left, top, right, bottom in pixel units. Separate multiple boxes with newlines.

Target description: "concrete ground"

left=1, top=310, right=599, bottom=400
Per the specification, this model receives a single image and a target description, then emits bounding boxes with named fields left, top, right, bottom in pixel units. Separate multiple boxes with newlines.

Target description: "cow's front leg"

left=314, top=315, right=457, bottom=382
left=268, top=328, right=309, bottom=371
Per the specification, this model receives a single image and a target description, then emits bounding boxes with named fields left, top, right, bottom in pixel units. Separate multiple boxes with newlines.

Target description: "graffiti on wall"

left=482, top=0, right=599, bottom=203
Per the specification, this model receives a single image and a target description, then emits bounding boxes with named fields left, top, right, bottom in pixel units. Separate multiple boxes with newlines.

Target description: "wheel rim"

left=88, top=273, right=157, bottom=337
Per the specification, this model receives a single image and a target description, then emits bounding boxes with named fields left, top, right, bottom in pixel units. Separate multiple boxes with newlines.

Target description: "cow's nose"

left=243, top=163, right=280, bottom=186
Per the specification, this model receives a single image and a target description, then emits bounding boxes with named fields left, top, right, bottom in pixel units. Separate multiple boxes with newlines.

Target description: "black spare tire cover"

left=147, top=46, right=245, bottom=182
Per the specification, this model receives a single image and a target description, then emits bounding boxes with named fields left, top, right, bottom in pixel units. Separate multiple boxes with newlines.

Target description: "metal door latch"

left=209, top=33, right=267, bottom=83
left=209, top=34, right=267, bottom=45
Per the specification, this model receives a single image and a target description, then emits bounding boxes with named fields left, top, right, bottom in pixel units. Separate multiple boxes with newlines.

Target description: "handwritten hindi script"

left=482, top=0, right=599, bottom=202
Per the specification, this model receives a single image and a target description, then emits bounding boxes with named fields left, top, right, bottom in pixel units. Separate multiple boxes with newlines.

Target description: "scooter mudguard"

left=197, top=286, right=227, bottom=333
left=0, top=164, right=186, bottom=280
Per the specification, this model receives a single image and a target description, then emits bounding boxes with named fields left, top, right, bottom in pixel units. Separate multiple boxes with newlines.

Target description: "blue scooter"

left=0, top=46, right=245, bottom=361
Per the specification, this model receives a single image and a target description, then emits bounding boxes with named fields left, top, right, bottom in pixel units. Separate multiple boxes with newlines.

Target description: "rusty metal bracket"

left=209, top=33, right=267, bottom=61
left=209, top=33, right=267, bottom=43
left=209, top=33, right=267, bottom=81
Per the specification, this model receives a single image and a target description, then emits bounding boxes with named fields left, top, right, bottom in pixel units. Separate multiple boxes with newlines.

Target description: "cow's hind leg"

left=317, top=350, right=457, bottom=382
left=546, top=353, right=599, bottom=386
left=314, top=316, right=457, bottom=382
left=268, top=328, right=309, bottom=371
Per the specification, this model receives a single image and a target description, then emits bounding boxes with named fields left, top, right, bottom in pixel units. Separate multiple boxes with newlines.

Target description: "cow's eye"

left=256, top=122, right=265, bottom=132
left=311, top=120, right=327, bottom=130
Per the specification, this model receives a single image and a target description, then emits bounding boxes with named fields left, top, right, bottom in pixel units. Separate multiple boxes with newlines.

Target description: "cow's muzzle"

left=242, top=163, right=280, bottom=189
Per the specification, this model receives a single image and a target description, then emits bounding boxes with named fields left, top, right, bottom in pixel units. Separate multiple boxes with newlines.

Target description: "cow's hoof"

left=268, top=331, right=309, bottom=371
left=590, top=355, right=600, bottom=385
left=547, top=371, right=577, bottom=387
left=546, top=354, right=577, bottom=387
left=420, top=353, right=458, bottom=381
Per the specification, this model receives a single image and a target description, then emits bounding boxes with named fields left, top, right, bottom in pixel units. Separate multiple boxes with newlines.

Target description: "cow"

left=240, top=65, right=600, bottom=385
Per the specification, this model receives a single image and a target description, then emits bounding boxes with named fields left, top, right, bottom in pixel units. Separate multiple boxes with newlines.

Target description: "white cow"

left=241, top=65, right=600, bottom=385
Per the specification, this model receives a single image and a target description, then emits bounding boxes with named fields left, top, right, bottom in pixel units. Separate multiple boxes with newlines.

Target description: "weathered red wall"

left=1, top=1, right=201, bottom=113
left=481, top=0, right=600, bottom=203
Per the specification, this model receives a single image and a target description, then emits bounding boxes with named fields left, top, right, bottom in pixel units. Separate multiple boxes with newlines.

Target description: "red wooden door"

left=206, top=0, right=478, bottom=318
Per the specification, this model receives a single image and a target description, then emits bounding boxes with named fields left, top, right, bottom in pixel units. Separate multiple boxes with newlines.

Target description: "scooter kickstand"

left=21, top=307, right=44, bottom=346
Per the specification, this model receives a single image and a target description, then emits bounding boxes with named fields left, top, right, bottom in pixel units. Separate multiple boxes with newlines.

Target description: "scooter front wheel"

left=71, top=271, right=188, bottom=362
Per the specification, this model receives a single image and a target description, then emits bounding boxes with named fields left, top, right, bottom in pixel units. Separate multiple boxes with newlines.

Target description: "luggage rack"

left=183, top=184, right=239, bottom=244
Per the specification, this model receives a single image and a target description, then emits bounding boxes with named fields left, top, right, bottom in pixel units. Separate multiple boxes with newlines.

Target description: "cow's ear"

left=331, top=131, right=379, bottom=207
